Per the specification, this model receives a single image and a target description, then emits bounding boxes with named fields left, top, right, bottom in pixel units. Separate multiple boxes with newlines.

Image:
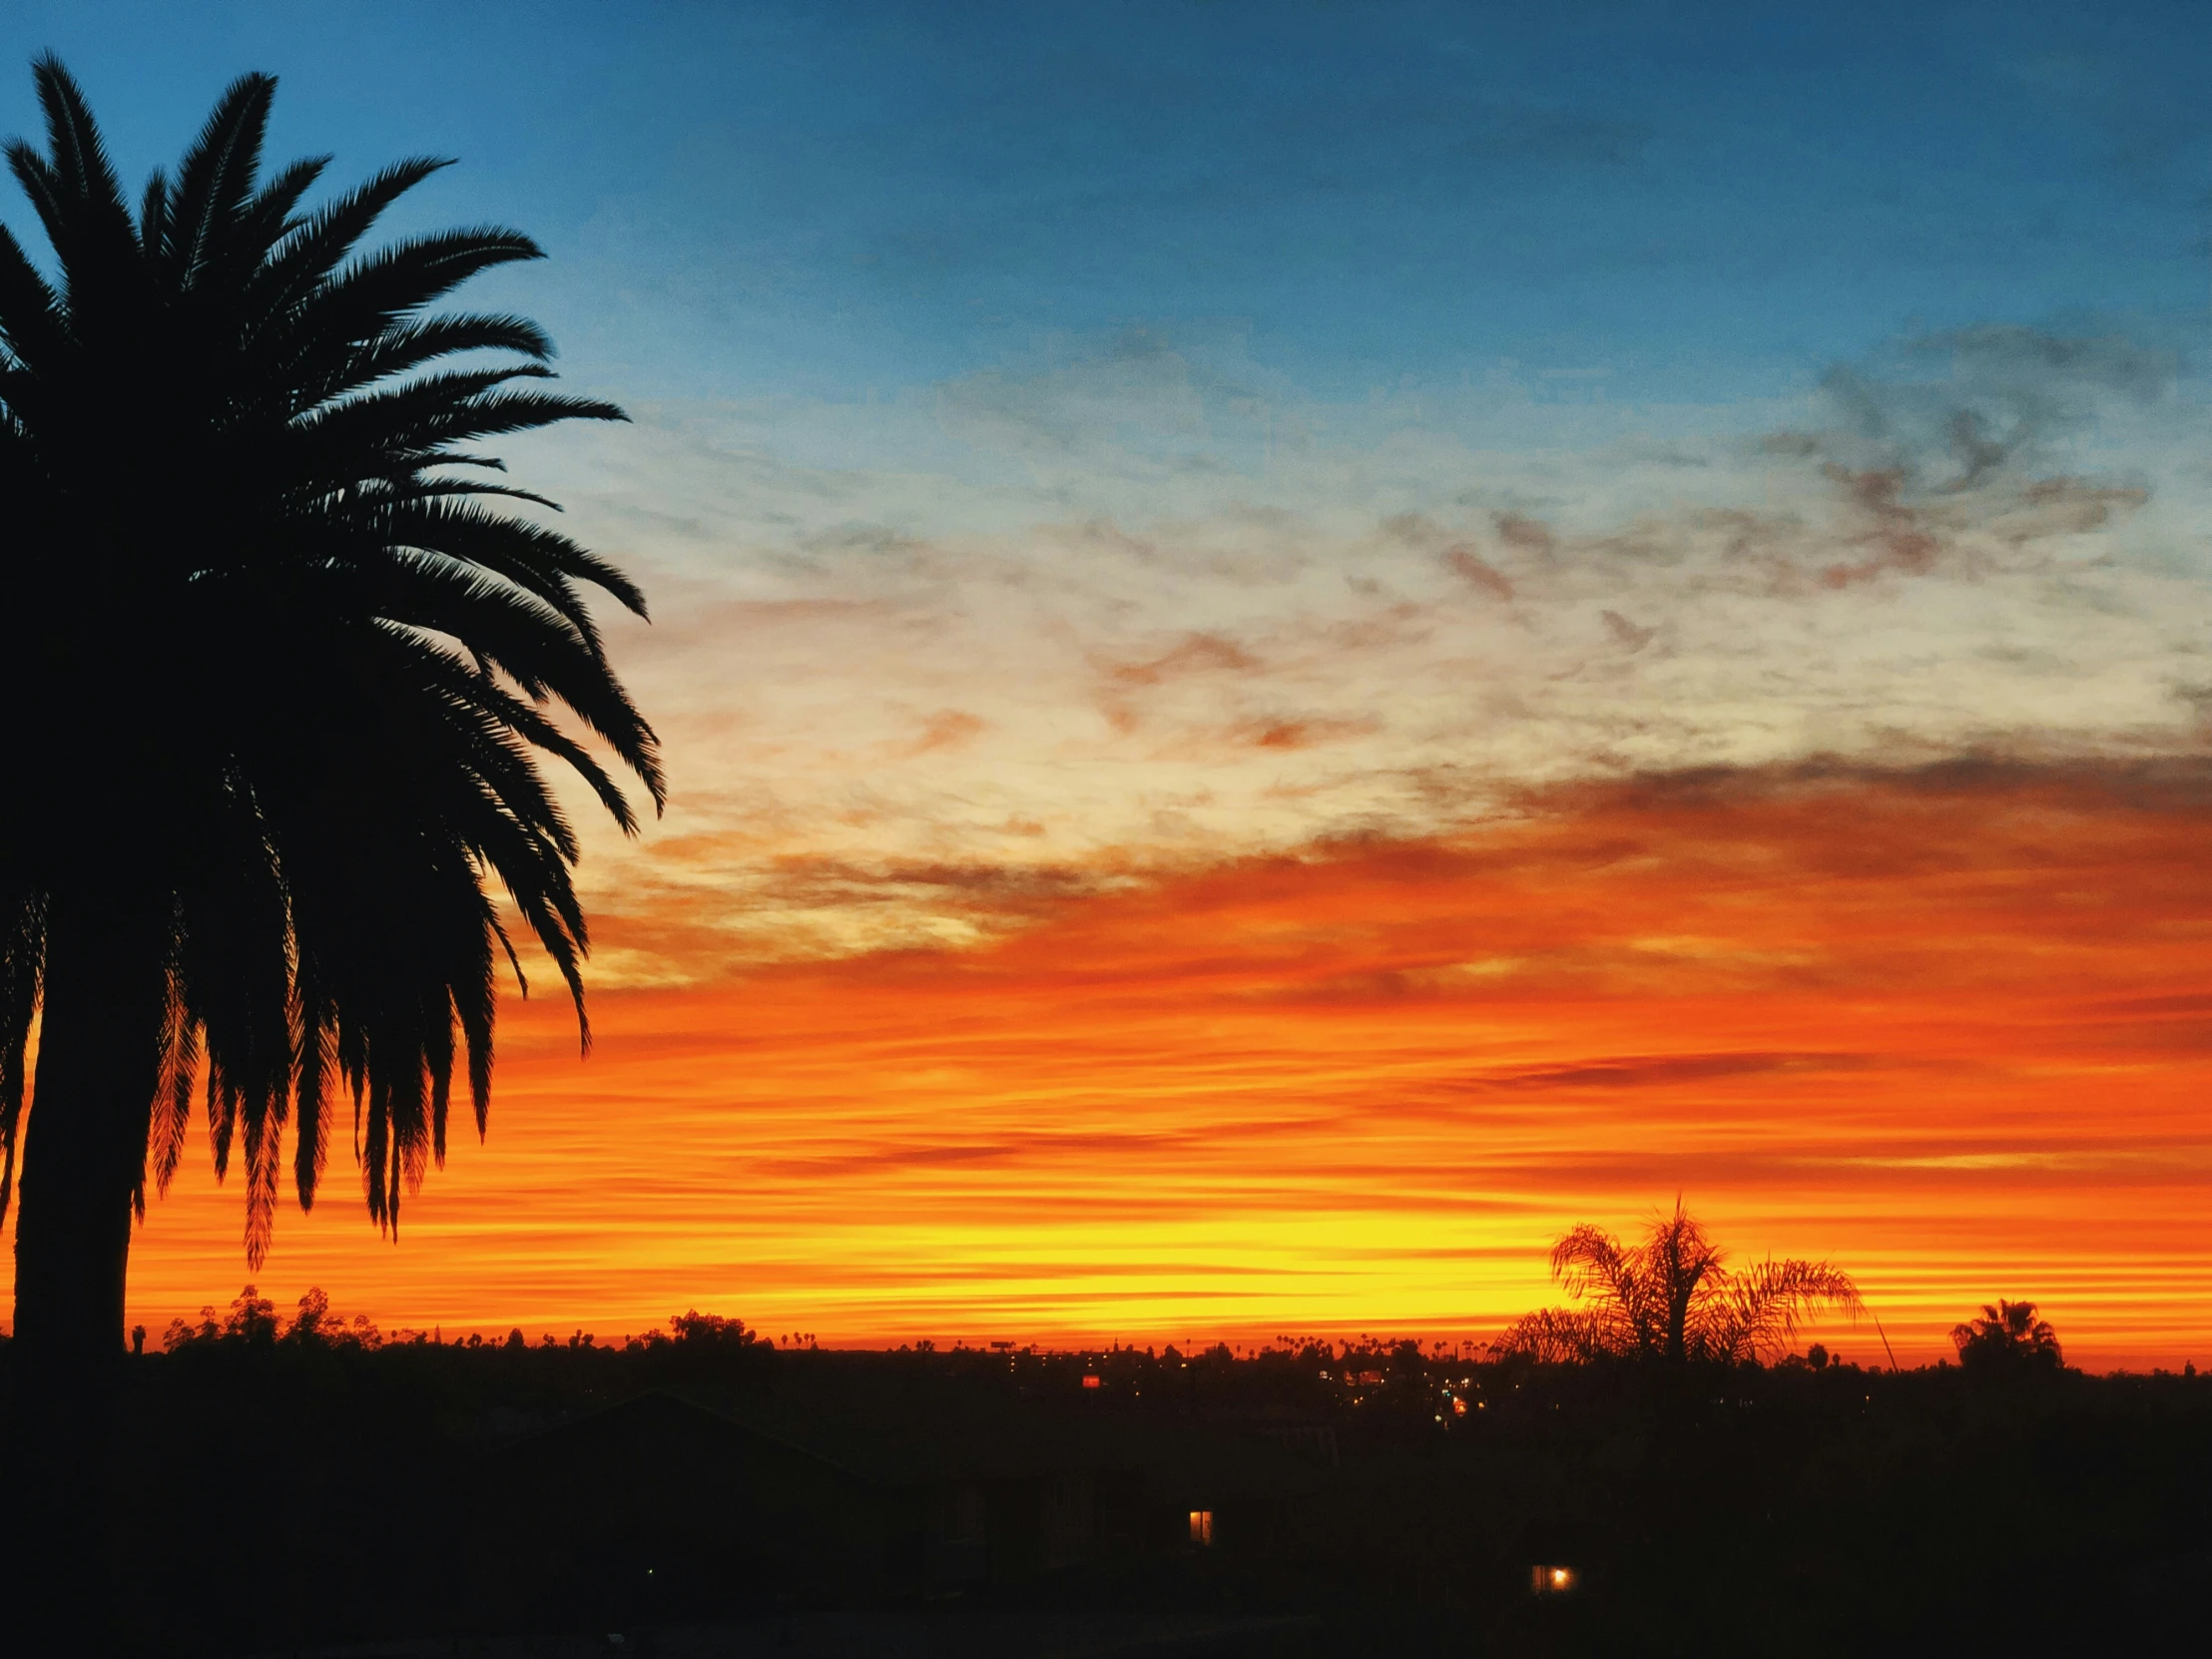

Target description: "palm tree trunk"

left=6, top=889, right=168, bottom=1639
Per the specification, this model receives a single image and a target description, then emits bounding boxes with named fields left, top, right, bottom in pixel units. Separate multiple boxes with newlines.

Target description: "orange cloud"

left=1493, top=512, right=1557, bottom=555
left=90, top=761, right=2212, bottom=1369
left=1233, top=715, right=1381, bottom=751
left=897, top=709, right=988, bottom=756
left=1443, top=546, right=1514, bottom=600
left=1099, top=631, right=1263, bottom=687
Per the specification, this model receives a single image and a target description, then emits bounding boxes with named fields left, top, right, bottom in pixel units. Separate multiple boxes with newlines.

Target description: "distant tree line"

left=149, top=1287, right=775, bottom=1358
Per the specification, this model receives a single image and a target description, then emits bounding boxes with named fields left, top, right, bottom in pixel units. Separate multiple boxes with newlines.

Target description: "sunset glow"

left=15, top=4, right=2212, bottom=1376
left=104, top=764, right=2212, bottom=1369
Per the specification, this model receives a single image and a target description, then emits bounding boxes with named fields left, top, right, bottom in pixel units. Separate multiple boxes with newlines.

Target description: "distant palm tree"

left=0, top=57, right=658, bottom=1615
left=1495, top=1201, right=1863, bottom=1365
left=1950, top=1301, right=2063, bottom=1372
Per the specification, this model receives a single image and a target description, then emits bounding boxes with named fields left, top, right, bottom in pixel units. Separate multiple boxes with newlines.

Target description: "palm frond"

left=1703, top=1257, right=1863, bottom=1364
left=0, top=221, right=65, bottom=361
left=161, top=71, right=275, bottom=286
left=245, top=155, right=452, bottom=322
left=1492, top=1307, right=1613, bottom=1365
left=12, top=57, right=138, bottom=316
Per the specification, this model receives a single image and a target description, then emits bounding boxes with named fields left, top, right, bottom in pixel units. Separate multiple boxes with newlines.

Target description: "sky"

left=7, top=0, right=2212, bottom=1366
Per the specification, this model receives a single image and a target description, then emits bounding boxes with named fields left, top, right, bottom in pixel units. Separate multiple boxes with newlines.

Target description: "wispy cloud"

left=502, top=323, right=2212, bottom=972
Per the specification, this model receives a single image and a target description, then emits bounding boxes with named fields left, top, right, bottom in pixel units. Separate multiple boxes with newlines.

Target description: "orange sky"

left=76, top=760, right=2212, bottom=1371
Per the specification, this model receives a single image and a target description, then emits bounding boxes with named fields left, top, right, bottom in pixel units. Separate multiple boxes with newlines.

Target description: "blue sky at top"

left=1, top=0, right=2206, bottom=413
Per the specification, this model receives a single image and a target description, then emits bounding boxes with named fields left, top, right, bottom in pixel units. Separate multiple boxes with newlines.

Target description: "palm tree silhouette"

left=1497, top=1201, right=1863, bottom=1364
left=1950, top=1300, right=2063, bottom=1372
left=0, top=57, right=659, bottom=1616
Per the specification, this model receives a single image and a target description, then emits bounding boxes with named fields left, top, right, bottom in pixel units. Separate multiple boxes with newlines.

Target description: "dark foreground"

left=19, top=1319, right=2212, bottom=1656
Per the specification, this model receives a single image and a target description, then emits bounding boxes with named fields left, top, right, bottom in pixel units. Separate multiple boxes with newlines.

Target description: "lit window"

left=1530, top=1564, right=1577, bottom=1595
left=1188, top=1509, right=1215, bottom=1546
left=1082, top=1374, right=1101, bottom=1388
